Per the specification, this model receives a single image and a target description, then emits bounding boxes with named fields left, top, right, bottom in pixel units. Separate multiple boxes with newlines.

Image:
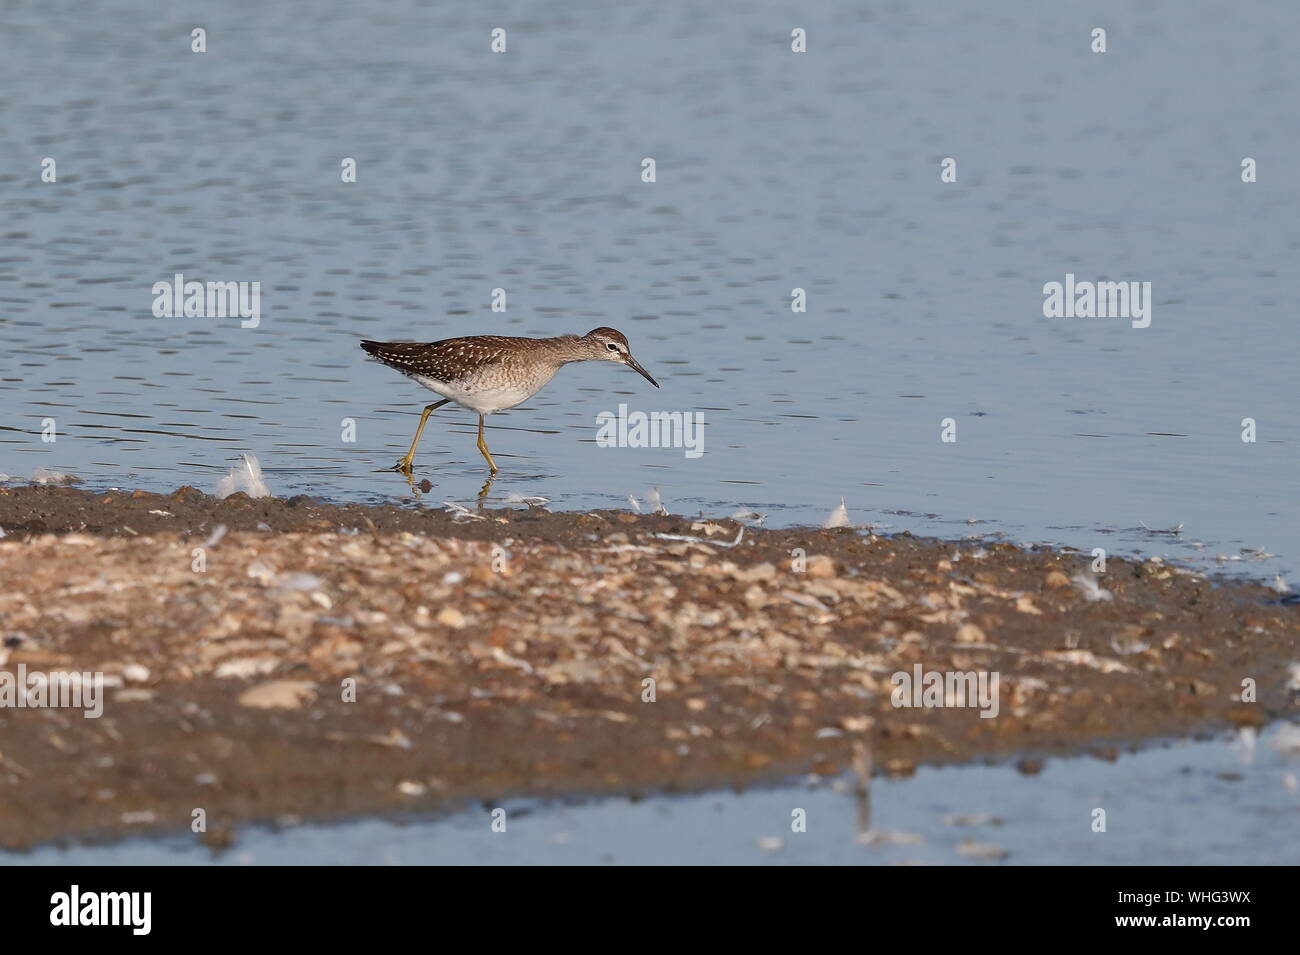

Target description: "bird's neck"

left=544, top=334, right=591, bottom=363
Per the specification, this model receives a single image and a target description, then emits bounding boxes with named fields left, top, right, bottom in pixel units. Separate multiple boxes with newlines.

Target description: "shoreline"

left=0, top=484, right=1295, bottom=851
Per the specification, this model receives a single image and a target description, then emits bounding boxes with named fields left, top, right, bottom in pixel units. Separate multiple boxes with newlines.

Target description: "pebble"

left=238, top=680, right=316, bottom=709
left=807, top=555, right=836, bottom=578
left=215, top=657, right=279, bottom=679
left=115, top=689, right=155, bottom=703
left=437, top=607, right=467, bottom=628
left=278, top=572, right=324, bottom=591
left=1015, top=596, right=1043, bottom=615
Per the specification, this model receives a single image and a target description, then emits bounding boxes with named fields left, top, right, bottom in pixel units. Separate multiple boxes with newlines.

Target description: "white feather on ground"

left=629, top=488, right=668, bottom=516
left=824, top=497, right=850, bottom=529
left=504, top=493, right=549, bottom=508
left=31, top=467, right=80, bottom=485
left=442, top=500, right=485, bottom=522
left=215, top=453, right=272, bottom=499
left=1072, top=572, right=1113, bottom=602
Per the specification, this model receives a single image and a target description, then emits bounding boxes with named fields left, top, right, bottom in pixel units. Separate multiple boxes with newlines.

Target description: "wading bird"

left=360, top=327, right=659, bottom=478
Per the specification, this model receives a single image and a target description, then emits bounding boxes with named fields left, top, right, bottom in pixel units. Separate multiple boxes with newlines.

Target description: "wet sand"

left=0, top=485, right=1295, bottom=851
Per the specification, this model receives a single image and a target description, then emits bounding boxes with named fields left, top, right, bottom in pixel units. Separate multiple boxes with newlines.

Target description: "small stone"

left=371, top=728, right=413, bottom=750
left=278, top=572, right=323, bottom=591
left=1015, top=596, right=1042, bottom=615
left=807, top=555, right=836, bottom=578
left=238, top=680, right=316, bottom=709
left=437, top=607, right=467, bottom=628
left=956, top=623, right=987, bottom=644
left=122, top=664, right=150, bottom=683
left=215, top=657, right=278, bottom=679
left=734, top=562, right=777, bottom=583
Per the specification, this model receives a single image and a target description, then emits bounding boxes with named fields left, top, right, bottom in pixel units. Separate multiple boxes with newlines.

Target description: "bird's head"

left=583, top=327, right=659, bottom=387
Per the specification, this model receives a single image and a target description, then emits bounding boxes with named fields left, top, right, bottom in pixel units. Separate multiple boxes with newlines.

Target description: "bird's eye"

left=606, top=342, right=619, bottom=351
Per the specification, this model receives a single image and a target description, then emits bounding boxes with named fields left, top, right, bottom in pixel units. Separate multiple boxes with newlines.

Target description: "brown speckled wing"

left=360, top=336, right=517, bottom=382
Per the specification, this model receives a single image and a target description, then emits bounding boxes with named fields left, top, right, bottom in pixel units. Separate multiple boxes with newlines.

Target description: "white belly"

left=412, top=375, right=536, bottom=415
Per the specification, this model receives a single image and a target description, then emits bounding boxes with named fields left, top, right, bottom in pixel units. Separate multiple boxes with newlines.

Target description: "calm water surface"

left=1, top=0, right=1296, bottom=576
left=8, top=727, right=1299, bottom=865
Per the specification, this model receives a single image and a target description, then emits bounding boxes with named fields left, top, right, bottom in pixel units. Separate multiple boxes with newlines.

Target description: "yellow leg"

left=476, top=414, right=498, bottom=473
left=394, top=399, right=450, bottom=472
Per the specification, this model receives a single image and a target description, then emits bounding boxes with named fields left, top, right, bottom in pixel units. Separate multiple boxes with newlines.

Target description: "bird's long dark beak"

left=625, top=355, right=659, bottom=388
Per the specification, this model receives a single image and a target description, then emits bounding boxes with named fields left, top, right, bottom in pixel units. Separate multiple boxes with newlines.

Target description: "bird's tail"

left=359, top=339, right=443, bottom=374
left=359, top=339, right=415, bottom=364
